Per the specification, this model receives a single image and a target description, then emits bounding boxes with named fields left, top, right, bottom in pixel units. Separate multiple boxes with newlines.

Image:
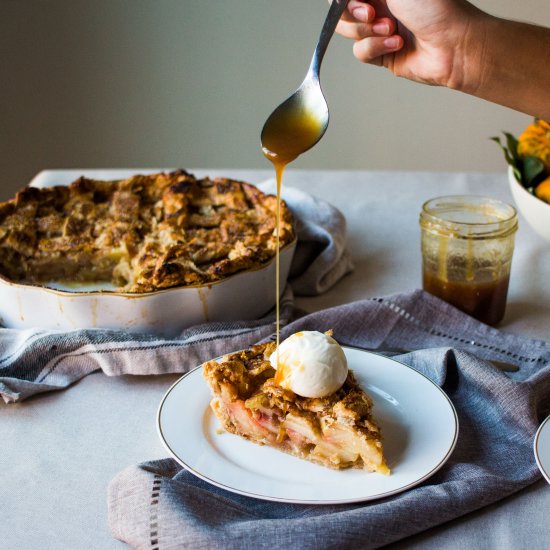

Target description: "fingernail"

left=383, top=37, right=400, bottom=49
left=351, top=6, right=370, bottom=21
left=372, top=22, right=389, bottom=35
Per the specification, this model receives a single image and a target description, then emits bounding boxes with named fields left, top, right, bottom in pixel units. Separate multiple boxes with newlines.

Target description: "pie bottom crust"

left=203, top=343, right=390, bottom=475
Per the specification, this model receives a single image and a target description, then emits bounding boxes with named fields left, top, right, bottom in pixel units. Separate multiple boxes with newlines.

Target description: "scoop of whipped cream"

left=269, top=331, right=348, bottom=398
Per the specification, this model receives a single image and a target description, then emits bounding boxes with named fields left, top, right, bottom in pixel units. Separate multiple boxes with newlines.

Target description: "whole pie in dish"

left=203, top=341, right=390, bottom=474
left=0, top=170, right=295, bottom=292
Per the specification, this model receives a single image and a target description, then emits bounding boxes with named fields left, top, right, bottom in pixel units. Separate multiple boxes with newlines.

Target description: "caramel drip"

left=262, top=109, right=324, bottom=369
left=274, top=161, right=285, bottom=356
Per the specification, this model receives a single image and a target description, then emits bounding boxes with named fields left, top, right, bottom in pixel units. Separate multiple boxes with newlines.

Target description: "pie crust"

left=0, top=170, right=295, bottom=292
left=203, top=342, right=390, bottom=474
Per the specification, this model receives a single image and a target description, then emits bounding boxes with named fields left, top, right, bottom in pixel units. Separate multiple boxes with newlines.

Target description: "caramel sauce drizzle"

left=262, top=110, right=324, bottom=365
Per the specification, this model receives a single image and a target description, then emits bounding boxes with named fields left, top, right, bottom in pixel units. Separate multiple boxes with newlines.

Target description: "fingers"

left=332, top=0, right=404, bottom=65
left=352, top=34, right=403, bottom=64
left=336, top=16, right=395, bottom=40
left=341, top=0, right=375, bottom=23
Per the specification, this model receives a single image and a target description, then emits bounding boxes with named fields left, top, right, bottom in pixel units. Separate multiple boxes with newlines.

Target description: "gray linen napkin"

left=0, top=185, right=353, bottom=403
left=258, top=180, right=353, bottom=295
left=108, top=290, right=550, bottom=550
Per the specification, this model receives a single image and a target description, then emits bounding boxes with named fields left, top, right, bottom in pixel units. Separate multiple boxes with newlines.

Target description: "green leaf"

left=490, top=136, right=515, bottom=167
left=512, top=165, right=523, bottom=183
left=523, top=155, right=545, bottom=185
left=503, top=132, right=520, bottom=163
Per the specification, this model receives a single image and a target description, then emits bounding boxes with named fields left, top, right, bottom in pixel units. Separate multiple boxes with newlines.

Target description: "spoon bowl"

left=261, top=80, right=328, bottom=164
left=261, top=0, right=350, bottom=163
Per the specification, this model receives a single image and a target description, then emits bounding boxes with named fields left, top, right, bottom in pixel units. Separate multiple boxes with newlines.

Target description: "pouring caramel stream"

left=262, top=110, right=325, bottom=355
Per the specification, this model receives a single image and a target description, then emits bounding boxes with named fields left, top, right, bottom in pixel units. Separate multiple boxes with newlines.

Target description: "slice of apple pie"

left=203, top=340, right=390, bottom=474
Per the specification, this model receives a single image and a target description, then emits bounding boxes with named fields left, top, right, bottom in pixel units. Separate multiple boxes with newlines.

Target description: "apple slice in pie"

left=202, top=335, right=390, bottom=474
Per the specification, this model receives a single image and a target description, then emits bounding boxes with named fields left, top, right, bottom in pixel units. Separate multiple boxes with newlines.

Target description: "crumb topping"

left=0, top=170, right=295, bottom=292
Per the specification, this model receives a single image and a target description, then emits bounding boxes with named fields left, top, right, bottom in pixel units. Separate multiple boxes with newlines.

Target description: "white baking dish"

left=0, top=170, right=295, bottom=337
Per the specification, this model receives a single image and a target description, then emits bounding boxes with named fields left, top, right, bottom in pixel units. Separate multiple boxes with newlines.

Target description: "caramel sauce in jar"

left=420, top=196, right=518, bottom=325
left=422, top=271, right=511, bottom=326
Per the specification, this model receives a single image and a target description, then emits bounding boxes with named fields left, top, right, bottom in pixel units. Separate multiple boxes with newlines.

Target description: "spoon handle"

left=308, top=0, right=350, bottom=78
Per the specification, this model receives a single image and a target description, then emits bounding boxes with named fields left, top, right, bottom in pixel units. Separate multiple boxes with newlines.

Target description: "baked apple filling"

left=203, top=341, right=390, bottom=474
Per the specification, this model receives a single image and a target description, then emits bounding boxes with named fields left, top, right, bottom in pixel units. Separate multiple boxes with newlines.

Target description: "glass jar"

left=420, top=195, right=518, bottom=325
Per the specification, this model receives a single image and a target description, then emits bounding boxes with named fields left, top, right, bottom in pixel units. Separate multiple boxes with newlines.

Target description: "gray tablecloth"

left=3, top=169, right=550, bottom=550
left=108, top=290, right=549, bottom=549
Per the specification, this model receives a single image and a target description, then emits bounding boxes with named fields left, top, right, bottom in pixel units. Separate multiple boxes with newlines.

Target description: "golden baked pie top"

left=0, top=170, right=295, bottom=292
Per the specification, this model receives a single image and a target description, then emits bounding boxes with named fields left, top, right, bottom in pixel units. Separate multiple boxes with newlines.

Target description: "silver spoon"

left=261, top=0, right=350, bottom=163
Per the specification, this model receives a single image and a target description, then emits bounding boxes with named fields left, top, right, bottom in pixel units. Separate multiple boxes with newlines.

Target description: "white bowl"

left=0, top=170, right=296, bottom=337
left=508, top=166, right=550, bottom=242
left=0, top=241, right=295, bottom=337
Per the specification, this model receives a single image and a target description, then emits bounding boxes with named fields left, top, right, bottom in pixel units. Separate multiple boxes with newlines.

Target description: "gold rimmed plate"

left=157, top=348, right=459, bottom=504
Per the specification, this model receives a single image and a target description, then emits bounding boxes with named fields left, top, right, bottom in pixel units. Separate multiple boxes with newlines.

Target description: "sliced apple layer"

left=203, top=343, right=390, bottom=474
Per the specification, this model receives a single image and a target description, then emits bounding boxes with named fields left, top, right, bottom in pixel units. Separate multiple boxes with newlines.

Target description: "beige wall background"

left=1, top=0, right=549, bottom=200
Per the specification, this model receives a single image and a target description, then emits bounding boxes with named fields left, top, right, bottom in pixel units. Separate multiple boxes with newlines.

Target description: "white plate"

left=157, top=347, right=459, bottom=504
left=534, top=415, right=550, bottom=484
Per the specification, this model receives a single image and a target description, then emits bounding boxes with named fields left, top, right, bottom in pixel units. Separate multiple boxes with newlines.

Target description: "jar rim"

left=420, top=195, right=518, bottom=238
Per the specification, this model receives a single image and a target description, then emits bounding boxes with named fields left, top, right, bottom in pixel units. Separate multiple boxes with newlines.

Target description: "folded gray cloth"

left=259, top=180, right=353, bottom=295
left=108, top=290, right=550, bottom=550
left=0, top=185, right=353, bottom=403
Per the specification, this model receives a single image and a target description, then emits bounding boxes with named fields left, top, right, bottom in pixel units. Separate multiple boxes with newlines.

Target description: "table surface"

left=1, top=169, right=549, bottom=549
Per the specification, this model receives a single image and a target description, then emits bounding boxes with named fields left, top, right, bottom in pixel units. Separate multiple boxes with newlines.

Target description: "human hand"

left=335, top=0, right=485, bottom=89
